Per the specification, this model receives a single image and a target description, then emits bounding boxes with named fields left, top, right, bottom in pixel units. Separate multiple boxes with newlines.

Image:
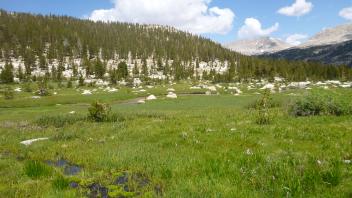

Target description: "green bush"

left=88, top=101, right=112, bottom=122
left=24, top=160, right=53, bottom=179
left=255, top=89, right=273, bottom=125
left=290, top=91, right=351, bottom=116
left=35, top=79, right=50, bottom=96
left=22, top=83, right=33, bottom=92
left=248, top=95, right=281, bottom=110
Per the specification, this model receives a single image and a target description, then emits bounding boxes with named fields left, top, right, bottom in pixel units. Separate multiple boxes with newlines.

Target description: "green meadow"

left=0, top=83, right=352, bottom=197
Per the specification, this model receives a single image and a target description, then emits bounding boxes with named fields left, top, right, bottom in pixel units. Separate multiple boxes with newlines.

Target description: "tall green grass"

left=24, top=160, right=53, bottom=179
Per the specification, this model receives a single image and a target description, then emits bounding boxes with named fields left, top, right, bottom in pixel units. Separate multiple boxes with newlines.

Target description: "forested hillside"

left=0, top=9, right=351, bottom=83
left=265, top=40, right=352, bottom=67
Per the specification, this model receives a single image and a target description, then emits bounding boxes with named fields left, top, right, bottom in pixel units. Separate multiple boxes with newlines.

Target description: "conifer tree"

left=18, top=65, right=24, bottom=81
left=0, top=62, right=14, bottom=83
left=95, top=58, right=105, bottom=79
left=117, top=61, right=128, bottom=80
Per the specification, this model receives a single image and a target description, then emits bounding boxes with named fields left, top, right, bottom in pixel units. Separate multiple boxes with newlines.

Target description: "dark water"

left=46, top=158, right=81, bottom=176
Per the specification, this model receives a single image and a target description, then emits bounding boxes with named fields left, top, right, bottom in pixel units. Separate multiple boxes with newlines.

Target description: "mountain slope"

left=266, top=23, right=352, bottom=66
left=300, top=23, right=352, bottom=48
left=266, top=40, right=352, bottom=66
left=224, top=37, right=292, bottom=55
left=0, top=9, right=235, bottom=62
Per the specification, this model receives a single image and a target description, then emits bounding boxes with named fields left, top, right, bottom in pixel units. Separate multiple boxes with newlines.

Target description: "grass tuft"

left=24, top=160, right=53, bottom=179
left=52, top=175, right=70, bottom=190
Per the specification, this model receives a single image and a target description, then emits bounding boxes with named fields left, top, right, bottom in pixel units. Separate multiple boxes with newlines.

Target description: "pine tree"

left=18, top=65, right=24, bottom=81
left=95, top=58, right=105, bottom=79
left=141, top=59, right=148, bottom=79
left=109, top=69, right=118, bottom=84
left=133, top=63, right=139, bottom=77
left=39, top=55, right=48, bottom=70
left=0, top=62, right=14, bottom=83
left=57, top=62, right=64, bottom=83
left=78, top=73, right=85, bottom=86
left=117, top=61, right=128, bottom=80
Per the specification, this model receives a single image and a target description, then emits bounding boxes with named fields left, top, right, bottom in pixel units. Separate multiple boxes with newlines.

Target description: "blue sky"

left=1, top=0, right=352, bottom=44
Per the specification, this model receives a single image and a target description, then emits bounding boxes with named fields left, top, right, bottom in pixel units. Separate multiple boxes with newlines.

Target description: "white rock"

left=343, top=160, right=351, bottom=164
left=229, top=87, right=242, bottom=94
left=208, top=86, right=217, bottom=92
left=139, top=89, right=146, bottom=92
left=340, top=84, right=351, bottom=88
left=167, top=88, right=175, bottom=92
left=13, top=77, right=20, bottom=83
left=190, top=86, right=201, bottom=90
left=20, top=138, right=49, bottom=146
left=205, top=91, right=212, bottom=95
left=288, top=82, right=311, bottom=89
left=14, top=87, right=22, bottom=92
left=166, top=92, right=177, bottom=99
left=133, top=78, right=142, bottom=86
left=274, top=77, right=284, bottom=82
left=137, top=99, right=146, bottom=104
left=82, top=90, right=92, bottom=95
left=69, top=111, right=76, bottom=114
left=146, top=95, right=157, bottom=100
left=105, top=87, right=118, bottom=93
left=316, top=81, right=326, bottom=86
left=31, top=96, right=41, bottom=99
left=326, top=80, right=341, bottom=85
left=261, top=83, right=275, bottom=90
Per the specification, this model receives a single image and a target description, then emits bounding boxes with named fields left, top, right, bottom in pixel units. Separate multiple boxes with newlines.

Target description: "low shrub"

left=248, top=95, right=281, bottom=110
left=289, top=91, right=351, bottom=116
left=22, top=83, right=33, bottom=92
left=24, top=160, right=53, bottom=179
left=88, top=101, right=112, bottom=122
left=35, top=79, right=50, bottom=96
left=255, top=89, right=273, bottom=125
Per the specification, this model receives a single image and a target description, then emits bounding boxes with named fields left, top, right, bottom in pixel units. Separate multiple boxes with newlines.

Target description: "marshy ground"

left=0, top=82, right=352, bottom=197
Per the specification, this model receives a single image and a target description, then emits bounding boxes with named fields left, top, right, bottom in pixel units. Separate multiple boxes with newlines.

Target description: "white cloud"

left=278, top=0, right=313, bottom=17
left=89, top=0, right=235, bottom=34
left=285, top=34, right=308, bottom=46
left=339, top=7, right=352, bottom=20
left=238, top=18, right=279, bottom=39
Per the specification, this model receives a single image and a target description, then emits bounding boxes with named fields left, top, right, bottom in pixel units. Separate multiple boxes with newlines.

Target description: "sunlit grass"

left=1, top=83, right=352, bottom=197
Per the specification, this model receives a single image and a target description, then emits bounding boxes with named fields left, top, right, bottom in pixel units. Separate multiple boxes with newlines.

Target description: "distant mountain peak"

left=224, top=37, right=292, bottom=56
left=300, top=23, right=352, bottom=48
left=265, top=23, right=352, bottom=67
